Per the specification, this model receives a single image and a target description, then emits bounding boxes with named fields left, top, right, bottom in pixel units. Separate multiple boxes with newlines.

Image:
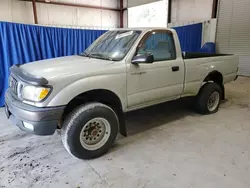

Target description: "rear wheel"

left=195, top=82, right=222, bottom=114
left=61, top=102, right=119, bottom=159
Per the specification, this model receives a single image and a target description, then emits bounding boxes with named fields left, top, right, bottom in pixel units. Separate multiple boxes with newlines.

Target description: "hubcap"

left=207, top=91, right=220, bottom=111
left=80, top=118, right=111, bottom=150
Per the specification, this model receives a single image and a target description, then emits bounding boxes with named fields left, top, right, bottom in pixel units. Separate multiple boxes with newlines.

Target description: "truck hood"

left=20, top=55, right=114, bottom=80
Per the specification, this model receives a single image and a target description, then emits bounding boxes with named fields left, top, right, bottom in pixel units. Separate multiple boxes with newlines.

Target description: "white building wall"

left=123, top=10, right=128, bottom=28
left=0, top=0, right=119, bottom=28
left=171, top=0, right=213, bottom=23
left=128, top=0, right=168, bottom=28
left=123, top=0, right=128, bottom=28
left=0, top=0, right=34, bottom=24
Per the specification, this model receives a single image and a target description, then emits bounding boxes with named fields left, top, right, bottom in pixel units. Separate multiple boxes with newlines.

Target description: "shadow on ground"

left=125, top=97, right=198, bottom=136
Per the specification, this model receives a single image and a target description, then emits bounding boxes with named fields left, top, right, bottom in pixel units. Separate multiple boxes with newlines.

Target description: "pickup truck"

left=5, top=28, right=239, bottom=159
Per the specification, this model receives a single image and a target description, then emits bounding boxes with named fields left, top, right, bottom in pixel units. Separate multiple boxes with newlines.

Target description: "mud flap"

left=117, top=109, right=127, bottom=137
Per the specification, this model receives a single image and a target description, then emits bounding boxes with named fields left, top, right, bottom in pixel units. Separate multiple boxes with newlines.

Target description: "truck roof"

left=111, top=27, right=173, bottom=32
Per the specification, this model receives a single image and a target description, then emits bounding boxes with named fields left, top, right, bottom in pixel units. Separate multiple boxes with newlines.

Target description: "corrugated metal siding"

left=216, top=0, right=250, bottom=76
left=239, top=56, right=250, bottom=76
left=216, top=0, right=233, bottom=54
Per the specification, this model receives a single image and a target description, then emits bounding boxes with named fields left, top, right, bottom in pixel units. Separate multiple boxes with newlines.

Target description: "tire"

left=61, top=102, right=119, bottom=159
left=195, top=82, right=222, bottom=114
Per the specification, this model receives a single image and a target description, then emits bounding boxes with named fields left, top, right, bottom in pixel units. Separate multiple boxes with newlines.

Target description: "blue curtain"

left=0, top=22, right=107, bottom=107
left=173, top=23, right=202, bottom=52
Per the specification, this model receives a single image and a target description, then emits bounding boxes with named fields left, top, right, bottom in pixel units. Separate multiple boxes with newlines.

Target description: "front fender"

left=47, top=74, right=127, bottom=111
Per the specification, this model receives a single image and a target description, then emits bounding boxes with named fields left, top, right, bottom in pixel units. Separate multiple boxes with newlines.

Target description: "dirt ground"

left=0, top=77, right=249, bottom=188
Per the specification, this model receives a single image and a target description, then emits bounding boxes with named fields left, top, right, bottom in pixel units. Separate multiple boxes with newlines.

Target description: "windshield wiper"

left=79, top=51, right=90, bottom=57
left=88, top=52, right=114, bottom=61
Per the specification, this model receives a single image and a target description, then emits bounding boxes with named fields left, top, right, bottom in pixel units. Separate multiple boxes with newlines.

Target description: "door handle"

left=131, top=71, right=147, bottom=75
left=172, top=66, right=179, bottom=72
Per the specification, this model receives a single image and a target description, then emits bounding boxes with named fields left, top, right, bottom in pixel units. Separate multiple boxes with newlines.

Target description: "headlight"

left=21, top=85, right=51, bottom=102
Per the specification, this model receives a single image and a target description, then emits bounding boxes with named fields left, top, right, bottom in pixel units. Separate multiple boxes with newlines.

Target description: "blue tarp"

left=201, top=42, right=216, bottom=53
left=173, top=23, right=202, bottom=52
left=0, top=22, right=203, bottom=107
left=0, top=22, right=107, bottom=107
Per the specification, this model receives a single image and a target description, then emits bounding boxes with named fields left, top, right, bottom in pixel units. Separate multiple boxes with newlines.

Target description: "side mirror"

left=131, top=54, right=154, bottom=65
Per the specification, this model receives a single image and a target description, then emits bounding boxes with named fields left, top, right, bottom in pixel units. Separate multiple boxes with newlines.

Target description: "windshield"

left=81, top=30, right=142, bottom=61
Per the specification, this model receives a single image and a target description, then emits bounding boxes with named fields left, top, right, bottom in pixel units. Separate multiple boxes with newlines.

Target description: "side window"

left=137, top=31, right=176, bottom=62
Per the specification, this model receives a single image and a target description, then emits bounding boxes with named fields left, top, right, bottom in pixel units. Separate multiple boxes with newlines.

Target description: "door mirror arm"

left=131, top=53, right=154, bottom=65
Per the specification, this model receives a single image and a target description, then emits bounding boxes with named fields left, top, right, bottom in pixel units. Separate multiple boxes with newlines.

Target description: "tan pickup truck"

left=5, top=28, right=239, bottom=159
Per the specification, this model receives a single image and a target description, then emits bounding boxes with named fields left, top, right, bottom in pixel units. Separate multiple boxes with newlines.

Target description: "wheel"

left=61, top=102, right=119, bottom=159
left=195, top=82, right=222, bottom=114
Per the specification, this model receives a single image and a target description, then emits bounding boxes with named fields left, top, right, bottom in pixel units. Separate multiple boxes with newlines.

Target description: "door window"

left=137, top=31, right=176, bottom=62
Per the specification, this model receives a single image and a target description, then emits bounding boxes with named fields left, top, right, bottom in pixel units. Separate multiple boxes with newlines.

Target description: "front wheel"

left=195, top=82, right=222, bottom=114
left=61, top=102, right=119, bottom=159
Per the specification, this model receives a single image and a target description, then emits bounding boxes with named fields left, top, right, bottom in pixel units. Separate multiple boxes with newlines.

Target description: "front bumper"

left=5, top=89, right=65, bottom=135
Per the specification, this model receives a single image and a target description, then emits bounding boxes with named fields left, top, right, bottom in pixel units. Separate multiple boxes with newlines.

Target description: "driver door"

left=127, top=30, right=185, bottom=109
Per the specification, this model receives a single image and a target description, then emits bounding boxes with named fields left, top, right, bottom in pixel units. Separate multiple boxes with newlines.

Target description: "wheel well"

left=203, top=71, right=225, bottom=99
left=204, top=71, right=223, bottom=84
left=60, top=89, right=127, bottom=136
